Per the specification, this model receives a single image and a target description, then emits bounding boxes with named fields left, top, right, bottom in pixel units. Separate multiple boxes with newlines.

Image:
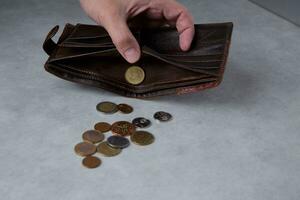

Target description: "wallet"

left=43, top=22, right=233, bottom=98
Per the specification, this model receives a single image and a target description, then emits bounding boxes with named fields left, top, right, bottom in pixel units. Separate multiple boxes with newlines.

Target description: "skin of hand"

left=80, top=0, right=195, bottom=63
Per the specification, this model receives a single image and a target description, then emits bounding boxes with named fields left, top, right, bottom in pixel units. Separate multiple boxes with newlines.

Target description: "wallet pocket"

left=62, top=23, right=141, bottom=48
left=61, top=40, right=115, bottom=48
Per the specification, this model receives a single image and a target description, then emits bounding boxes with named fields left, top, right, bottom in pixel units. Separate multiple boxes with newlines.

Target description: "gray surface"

left=250, top=0, right=300, bottom=26
left=0, top=0, right=300, bottom=200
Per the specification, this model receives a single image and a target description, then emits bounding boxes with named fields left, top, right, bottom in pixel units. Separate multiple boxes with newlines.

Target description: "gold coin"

left=118, top=103, right=133, bottom=114
left=111, top=121, right=136, bottom=137
left=82, top=130, right=105, bottom=143
left=94, top=122, right=111, bottom=133
left=125, top=66, right=145, bottom=85
left=97, top=142, right=121, bottom=157
left=130, top=131, right=155, bottom=146
left=96, top=101, right=118, bottom=114
left=82, top=156, right=101, bottom=169
left=74, top=142, right=97, bottom=157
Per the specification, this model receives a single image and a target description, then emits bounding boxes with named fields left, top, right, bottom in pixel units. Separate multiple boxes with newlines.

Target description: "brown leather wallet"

left=43, top=23, right=233, bottom=98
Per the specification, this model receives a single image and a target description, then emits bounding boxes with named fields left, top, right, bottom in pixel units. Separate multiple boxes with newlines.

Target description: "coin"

left=130, top=131, right=155, bottom=146
left=111, top=121, right=136, bottom=137
left=118, top=103, right=133, bottom=114
left=82, top=130, right=105, bottom=143
left=153, top=111, right=172, bottom=122
left=94, top=122, right=111, bottom=133
left=97, top=142, right=122, bottom=157
left=107, top=135, right=130, bottom=149
left=74, top=142, right=97, bottom=157
left=132, top=117, right=151, bottom=128
left=82, top=156, right=101, bottom=168
left=125, top=66, right=145, bottom=85
left=96, top=101, right=118, bottom=114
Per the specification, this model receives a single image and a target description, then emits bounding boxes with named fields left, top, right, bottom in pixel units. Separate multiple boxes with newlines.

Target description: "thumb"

left=103, top=16, right=140, bottom=63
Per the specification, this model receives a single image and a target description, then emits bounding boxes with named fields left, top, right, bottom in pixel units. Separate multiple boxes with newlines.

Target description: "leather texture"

left=43, top=23, right=233, bottom=98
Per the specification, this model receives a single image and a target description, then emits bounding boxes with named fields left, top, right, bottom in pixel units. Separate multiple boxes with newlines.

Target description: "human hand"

left=80, top=0, right=195, bottom=63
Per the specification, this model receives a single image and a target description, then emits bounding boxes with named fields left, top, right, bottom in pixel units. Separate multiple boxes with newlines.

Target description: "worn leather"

left=43, top=23, right=233, bottom=98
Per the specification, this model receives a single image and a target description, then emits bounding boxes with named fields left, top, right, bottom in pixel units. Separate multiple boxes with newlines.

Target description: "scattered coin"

left=74, top=142, right=97, bottom=157
left=153, top=111, right=172, bottom=122
left=118, top=103, right=133, bottom=114
left=132, top=117, right=151, bottom=128
left=107, top=135, right=130, bottom=149
left=97, top=142, right=122, bottom=157
left=125, top=66, right=145, bottom=85
left=131, top=131, right=155, bottom=146
left=82, top=156, right=102, bottom=168
left=82, top=130, right=105, bottom=143
left=74, top=101, right=173, bottom=168
left=96, top=101, right=118, bottom=114
left=111, top=121, right=136, bottom=137
left=94, top=122, right=111, bottom=133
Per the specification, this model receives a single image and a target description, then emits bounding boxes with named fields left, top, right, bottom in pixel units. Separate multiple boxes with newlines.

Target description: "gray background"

left=250, top=0, right=300, bottom=26
left=0, top=0, right=300, bottom=200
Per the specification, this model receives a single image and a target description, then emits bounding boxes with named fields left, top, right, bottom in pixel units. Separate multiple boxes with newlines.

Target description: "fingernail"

left=124, top=48, right=139, bottom=63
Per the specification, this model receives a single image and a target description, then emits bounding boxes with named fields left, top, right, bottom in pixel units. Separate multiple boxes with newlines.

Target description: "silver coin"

left=107, top=135, right=130, bottom=149
left=153, top=111, right=172, bottom=122
left=132, top=117, right=151, bottom=128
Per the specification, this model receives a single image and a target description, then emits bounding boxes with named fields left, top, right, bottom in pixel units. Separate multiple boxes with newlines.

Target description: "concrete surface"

left=0, top=0, right=300, bottom=200
left=250, top=0, right=300, bottom=26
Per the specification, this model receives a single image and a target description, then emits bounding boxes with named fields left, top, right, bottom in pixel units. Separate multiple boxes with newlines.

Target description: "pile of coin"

left=74, top=101, right=172, bottom=169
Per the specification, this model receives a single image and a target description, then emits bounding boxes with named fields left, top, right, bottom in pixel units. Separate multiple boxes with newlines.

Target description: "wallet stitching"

left=53, top=63, right=217, bottom=92
left=47, top=64, right=217, bottom=95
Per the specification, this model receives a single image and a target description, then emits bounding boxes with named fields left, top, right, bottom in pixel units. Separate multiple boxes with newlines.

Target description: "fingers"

left=157, top=0, right=195, bottom=51
left=176, top=12, right=195, bottom=51
left=80, top=0, right=141, bottom=63
left=80, top=0, right=194, bottom=59
left=102, top=15, right=141, bottom=63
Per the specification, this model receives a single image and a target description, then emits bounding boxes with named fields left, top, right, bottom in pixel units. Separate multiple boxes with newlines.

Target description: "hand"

left=80, top=0, right=195, bottom=63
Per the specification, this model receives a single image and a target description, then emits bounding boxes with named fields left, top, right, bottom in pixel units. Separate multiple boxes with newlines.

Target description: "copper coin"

left=132, top=117, right=151, bottom=128
left=125, top=66, right=145, bottom=85
left=153, top=111, right=172, bottom=122
left=94, top=122, right=111, bottom=133
left=131, top=131, right=155, bottom=146
left=96, top=101, right=118, bottom=114
left=82, top=130, right=105, bottom=143
left=74, top=142, right=97, bottom=157
left=111, top=121, right=136, bottom=137
left=82, top=156, right=101, bottom=168
left=97, top=142, right=122, bottom=157
left=118, top=103, right=133, bottom=114
left=107, top=135, right=130, bottom=149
